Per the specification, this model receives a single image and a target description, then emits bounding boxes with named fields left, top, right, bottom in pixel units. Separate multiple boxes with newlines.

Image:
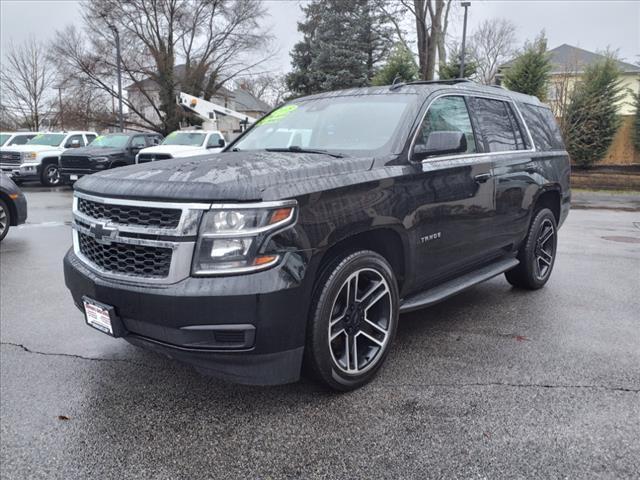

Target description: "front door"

left=409, top=95, right=497, bottom=288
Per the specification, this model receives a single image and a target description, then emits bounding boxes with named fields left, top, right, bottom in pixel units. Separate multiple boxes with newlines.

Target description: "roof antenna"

left=389, top=76, right=405, bottom=91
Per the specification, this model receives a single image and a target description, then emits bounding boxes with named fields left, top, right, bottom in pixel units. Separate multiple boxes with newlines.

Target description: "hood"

left=0, top=144, right=62, bottom=153
left=75, top=151, right=375, bottom=202
left=62, top=146, right=125, bottom=157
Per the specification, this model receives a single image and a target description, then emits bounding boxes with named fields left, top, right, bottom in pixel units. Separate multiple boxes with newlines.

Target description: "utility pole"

left=109, top=25, right=124, bottom=132
left=459, top=2, right=471, bottom=78
left=56, top=85, right=64, bottom=130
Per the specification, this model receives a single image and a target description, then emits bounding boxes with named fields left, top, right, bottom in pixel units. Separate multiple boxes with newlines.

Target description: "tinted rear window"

left=518, top=103, right=565, bottom=151
left=470, top=97, right=528, bottom=152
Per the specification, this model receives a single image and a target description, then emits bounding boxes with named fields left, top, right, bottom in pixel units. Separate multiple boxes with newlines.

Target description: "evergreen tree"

left=634, top=90, right=640, bottom=152
left=563, top=56, right=624, bottom=167
left=438, top=51, right=477, bottom=80
left=286, top=0, right=393, bottom=95
left=503, top=33, right=551, bottom=100
left=371, top=44, right=419, bottom=86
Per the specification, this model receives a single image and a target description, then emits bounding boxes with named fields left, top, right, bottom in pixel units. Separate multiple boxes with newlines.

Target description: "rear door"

left=467, top=96, right=537, bottom=251
left=410, top=95, right=497, bottom=287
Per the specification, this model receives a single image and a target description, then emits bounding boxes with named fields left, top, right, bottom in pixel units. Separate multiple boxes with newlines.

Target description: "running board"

left=399, top=257, right=519, bottom=313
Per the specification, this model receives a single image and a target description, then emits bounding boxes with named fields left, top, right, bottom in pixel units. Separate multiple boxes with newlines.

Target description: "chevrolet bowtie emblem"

left=89, top=223, right=118, bottom=244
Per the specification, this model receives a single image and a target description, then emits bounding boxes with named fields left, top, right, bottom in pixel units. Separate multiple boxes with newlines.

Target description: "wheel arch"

left=533, top=187, right=561, bottom=224
left=0, top=193, right=17, bottom=226
left=315, top=227, right=408, bottom=293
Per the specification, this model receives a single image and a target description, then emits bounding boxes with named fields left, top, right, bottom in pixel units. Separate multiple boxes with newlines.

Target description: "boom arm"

left=177, top=92, right=257, bottom=126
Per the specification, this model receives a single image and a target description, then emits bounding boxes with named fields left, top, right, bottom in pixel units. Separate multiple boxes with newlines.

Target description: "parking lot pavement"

left=1, top=187, right=639, bottom=479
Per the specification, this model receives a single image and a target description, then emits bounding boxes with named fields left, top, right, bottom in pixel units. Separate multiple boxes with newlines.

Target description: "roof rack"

left=389, top=78, right=473, bottom=91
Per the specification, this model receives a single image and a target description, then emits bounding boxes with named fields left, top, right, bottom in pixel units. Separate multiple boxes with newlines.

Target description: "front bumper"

left=0, top=163, right=39, bottom=180
left=63, top=249, right=315, bottom=385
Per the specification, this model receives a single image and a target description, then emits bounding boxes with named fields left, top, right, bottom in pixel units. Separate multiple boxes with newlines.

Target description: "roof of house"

left=232, top=88, right=272, bottom=113
left=501, top=44, right=640, bottom=74
left=125, top=65, right=234, bottom=97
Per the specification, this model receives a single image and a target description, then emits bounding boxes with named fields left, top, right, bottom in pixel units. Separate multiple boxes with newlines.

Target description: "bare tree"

left=470, top=18, right=517, bottom=85
left=392, top=0, right=453, bottom=80
left=235, top=74, right=289, bottom=107
left=51, top=0, right=273, bottom=134
left=0, top=38, right=56, bottom=130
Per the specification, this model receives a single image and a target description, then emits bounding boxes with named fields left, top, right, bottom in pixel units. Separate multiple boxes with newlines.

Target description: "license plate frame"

left=82, top=296, right=125, bottom=337
left=70, top=174, right=79, bottom=181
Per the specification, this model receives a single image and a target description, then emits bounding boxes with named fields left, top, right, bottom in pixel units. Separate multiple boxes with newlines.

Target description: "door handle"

left=474, top=173, right=492, bottom=183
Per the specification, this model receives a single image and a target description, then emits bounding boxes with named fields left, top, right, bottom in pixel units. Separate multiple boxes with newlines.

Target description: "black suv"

left=59, top=132, right=163, bottom=183
left=64, top=81, right=570, bottom=391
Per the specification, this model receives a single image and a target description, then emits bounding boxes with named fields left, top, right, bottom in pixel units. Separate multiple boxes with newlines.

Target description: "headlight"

left=21, top=152, right=37, bottom=161
left=192, top=202, right=296, bottom=275
left=90, top=156, right=110, bottom=163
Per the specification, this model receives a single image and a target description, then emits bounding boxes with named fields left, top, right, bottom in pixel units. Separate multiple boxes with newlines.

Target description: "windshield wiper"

left=265, top=146, right=344, bottom=158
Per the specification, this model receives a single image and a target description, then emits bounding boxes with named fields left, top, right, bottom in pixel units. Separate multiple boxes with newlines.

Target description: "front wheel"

left=305, top=250, right=399, bottom=391
left=41, top=163, right=61, bottom=187
left=505, top=208, right=558, bottom=290
left=0, top=199, right=11, bottom=242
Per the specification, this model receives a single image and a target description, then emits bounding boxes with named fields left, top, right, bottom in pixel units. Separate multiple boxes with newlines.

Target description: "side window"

left=470, top=97, right=522, bottom=152
left=518, top=103, right=565, bottom=151
left=506, top=104, right=529, bottom=150
left=206, top=133, right=224, bottom=148
left=85, top=134, right=97, bottom=145
left=416, top=96, right=476, bottom=155
left=148, top=135, right=162, bottom=146
left=64, top=134, right=84, bottom=148
left=131, top=136, right=146, bottom=149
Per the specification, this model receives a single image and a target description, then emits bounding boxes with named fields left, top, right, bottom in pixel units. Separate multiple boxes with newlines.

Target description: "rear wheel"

left=41, top=163, right=61, bottom=187
left=505, top=208, right=557, bottom=290
left=0, top=199, right=11, bottom=242
left=305, top=250, right=399, bottom=391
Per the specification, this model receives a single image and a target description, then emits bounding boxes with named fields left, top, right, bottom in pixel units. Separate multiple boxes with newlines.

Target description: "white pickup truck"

left=0, top=131, right=97, bottom=186
left=135, top=130, right=226, bottom=164
left=0, top=132, right=40, bottom=148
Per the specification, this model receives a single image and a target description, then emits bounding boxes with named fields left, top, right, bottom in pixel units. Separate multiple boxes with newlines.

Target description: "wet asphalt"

left=1, top=185, right=639, bottom=479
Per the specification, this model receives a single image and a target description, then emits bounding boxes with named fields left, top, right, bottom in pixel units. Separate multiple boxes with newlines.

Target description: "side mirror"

left=130, top=146, right=141, bottom=153
left=217, top=138, right=226, bottom=147
left=413, top=131, right=467, bottom=161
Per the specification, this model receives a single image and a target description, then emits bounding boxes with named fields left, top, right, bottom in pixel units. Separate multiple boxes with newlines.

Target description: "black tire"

left=505, top=208, right=558, bottom=290
left=40, top=163, right=61, bottom=187
left=0, top=198, right=11, bottom=242
left=304, top=250, right=399, bottom=391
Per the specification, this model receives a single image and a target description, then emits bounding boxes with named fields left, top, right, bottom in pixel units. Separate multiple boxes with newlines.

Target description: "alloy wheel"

left=534, top=218, right=555, bottom=280
left=328, top=268, right=393, bottom=375
left=0, top=203, right=7, bottom=237
left=46, top=165, right=61, bottom=185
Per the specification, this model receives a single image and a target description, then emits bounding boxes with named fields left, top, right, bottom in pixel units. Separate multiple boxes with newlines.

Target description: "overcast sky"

left=1, top=0, right=638, bottom=73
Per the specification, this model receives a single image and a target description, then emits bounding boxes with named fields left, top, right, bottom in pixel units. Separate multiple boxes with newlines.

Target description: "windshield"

left=27, top=133, right=65, bottom=146
left=161, top=132, right=206, bottom=146
left=89, top=134, right=130, bottom=148
left=233, top=95, right=415, bottom=155
left=0, top=134, right=9, bottom=146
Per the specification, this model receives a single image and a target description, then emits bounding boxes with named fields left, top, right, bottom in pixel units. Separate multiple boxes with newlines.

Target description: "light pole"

left=109, top=25, right=124, bottom=132
left=459, top=1, right=471, bottom=78
left=55, top=85, right=64, bottom=130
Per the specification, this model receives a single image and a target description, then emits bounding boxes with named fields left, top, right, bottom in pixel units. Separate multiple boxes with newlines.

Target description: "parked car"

left=63, top=80, right=570, bottom=391
left=0, top=132, right=40, bottom=148
left=60, top=132, right=163, bottom=183
left=0, top=131, right=98, bottom=186
left=0, top=173, right=27, bottom=241
left=135, top=130, right=226, bottom=163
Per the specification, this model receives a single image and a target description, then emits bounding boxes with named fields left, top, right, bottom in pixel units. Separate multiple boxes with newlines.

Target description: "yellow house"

left=543, top=44, right=640, bottom=116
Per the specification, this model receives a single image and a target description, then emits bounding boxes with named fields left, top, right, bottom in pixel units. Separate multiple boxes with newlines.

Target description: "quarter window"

left=471, top=97, right=523, bottom=152
left=65, top=134, right=85, bottom=148
left=416, top=96, right=476, bottom=155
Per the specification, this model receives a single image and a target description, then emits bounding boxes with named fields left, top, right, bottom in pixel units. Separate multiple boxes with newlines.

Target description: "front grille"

left=61, top=155, right=91, bottom=169
left=78, top=232, right=172, bottom=278
left=78, top=197, right=182, bottom=229
left=138, top=153, right=172, bottom=163
left=0, top=152, right=21, bottom=166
